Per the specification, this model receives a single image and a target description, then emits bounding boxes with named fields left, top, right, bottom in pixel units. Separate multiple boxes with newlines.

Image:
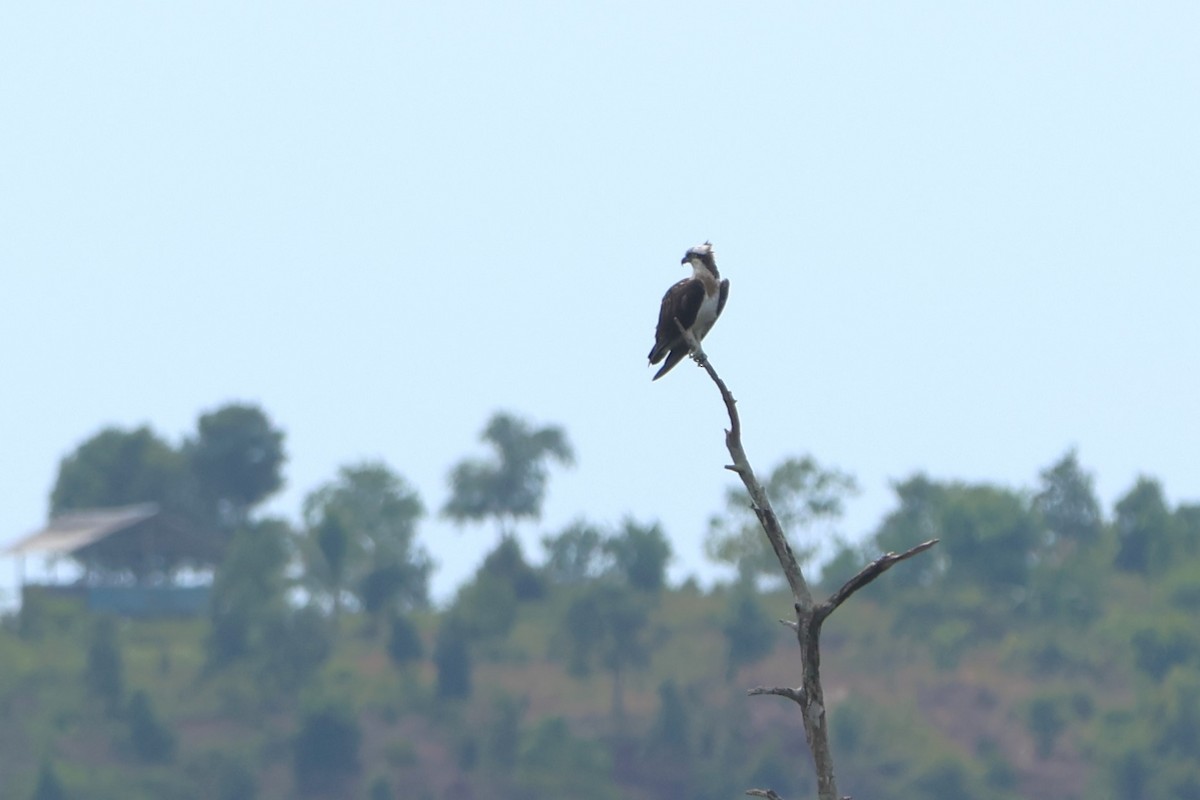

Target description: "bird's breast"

left=692, top=290, right=721, bottom=340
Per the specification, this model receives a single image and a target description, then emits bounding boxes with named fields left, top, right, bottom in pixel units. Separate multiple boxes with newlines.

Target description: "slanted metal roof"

left=5, top=503, right=160, bottom=556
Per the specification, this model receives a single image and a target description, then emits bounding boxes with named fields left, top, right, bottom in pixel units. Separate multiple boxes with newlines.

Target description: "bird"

left=648, top=241, right=730, bottom=380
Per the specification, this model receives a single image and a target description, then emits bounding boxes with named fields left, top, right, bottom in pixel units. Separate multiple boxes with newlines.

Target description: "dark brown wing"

left=716, top=278, right=730, bottom=319
left=648, top=278, right=704, bottom=365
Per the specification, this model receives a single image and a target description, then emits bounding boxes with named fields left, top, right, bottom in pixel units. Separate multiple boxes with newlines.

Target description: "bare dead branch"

left=682, top=338, right=837, bottom=800
left=674, top=320, right=814, bottom=612
left=748, top=685, right=806, bottom=705
left=678, top=320, right=940, bottom=800
left=746, top=790, right=786, bottom=800
left=816, top=539, right=939, bottom=623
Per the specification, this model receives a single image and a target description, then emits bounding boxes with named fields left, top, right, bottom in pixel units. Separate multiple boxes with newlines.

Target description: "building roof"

left=5, top=503, right=160, bottom=556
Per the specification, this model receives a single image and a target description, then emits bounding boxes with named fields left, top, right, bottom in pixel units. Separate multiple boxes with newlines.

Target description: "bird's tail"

left=651, top=348, right=687, bottom=380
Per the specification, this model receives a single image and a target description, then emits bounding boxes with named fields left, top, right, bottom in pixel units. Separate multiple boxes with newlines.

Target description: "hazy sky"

left=3, top=3, right=1197, bottom=606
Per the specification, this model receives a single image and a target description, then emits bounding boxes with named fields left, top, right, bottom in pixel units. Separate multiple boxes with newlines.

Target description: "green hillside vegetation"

left=3, top=407, right=1199, bottom=799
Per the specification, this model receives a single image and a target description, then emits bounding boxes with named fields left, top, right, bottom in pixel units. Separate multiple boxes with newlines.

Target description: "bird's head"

left=681, top=241, right=718, bottom=276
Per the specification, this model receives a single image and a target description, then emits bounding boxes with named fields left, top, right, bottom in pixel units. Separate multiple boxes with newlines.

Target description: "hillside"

left=3, top=546, right=1197, bottom=800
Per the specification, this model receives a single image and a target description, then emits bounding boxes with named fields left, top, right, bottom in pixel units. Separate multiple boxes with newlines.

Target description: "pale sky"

left=2, top=3, right=1198, bottom=606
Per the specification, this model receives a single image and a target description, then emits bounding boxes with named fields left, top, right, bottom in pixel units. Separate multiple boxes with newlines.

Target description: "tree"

left=203, top=518, right=331, bottom=695
left=206, top=518, right=292, bottom=669
left=706, top=456, right=856, bottom=583
left=434, top=618, right=473, bottom=699
left=873, top=477, right=1043, bottom=591
left=939, top=484, right=1043, bottom=589
left=292, top=700, right=361, bottom=795
left=51, top=425, right=188, bottom=514
left=542, top=520, right=608, bottom=586
left=561, top=581, right=651, bottom=730
left=386, top=614, right=423, bottom=667
left=186, top=402, right=286, bottom=528
left=1033, top=449, right=1103, bottom=555
left=442, top=411, right=574, bottom=538
left=872, top=475, right=947, bottom=588
left=300, top=462, right=431, bottom=624
left=649, top=679, right=691, bottom=758
left=50, top=426, right=207, bottom=581
left=1114, top=476, right=1173, bottom=575
left=313, top=511, right=352, bottom=623
left=604, top=518, right=672, bottom=594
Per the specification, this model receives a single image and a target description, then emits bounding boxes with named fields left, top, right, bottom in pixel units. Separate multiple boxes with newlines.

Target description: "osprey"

left=648, top=242, right=730, bottom=380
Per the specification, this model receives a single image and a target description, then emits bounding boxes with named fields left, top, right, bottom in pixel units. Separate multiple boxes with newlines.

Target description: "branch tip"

left=746, top=789, right=786, bottom=800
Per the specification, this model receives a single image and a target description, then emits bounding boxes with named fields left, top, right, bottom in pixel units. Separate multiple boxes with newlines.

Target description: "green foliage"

left=1130, top=617, right=1199, bottom=682
left=872, top=474, right=947, bottom=590
left=514, top=717, right=619, bottom=800
left=484, top=693, right=526, bottom=772
left=85, top=614, right=125, bottom=714
left=1114, top=476, right=1173, bottom=574
left=604, top=518, right=672, bottom=593
left=259, top=605, right=334, bottom=693
left=1034, top=448, right=1104, bottom=551
left=1152, top=668, right=1200, bottom=760
left=706, top=455, right=856, bottom=581
left=184, top=749, right=258, bottom=800
left=1177, top=504, right=1200, bottom=558
left=647, top=679, right=690, bottom=758
left=187, top=402, right=286, bottom=525
left=541, top=520, right=607, bottom=585
left=939, top=485, right=1043, bottom=588
left=300, top=462, right=431, bottom=621
left=12, top=427, right=1200, bottom=800
left=560, top=580, right=651, bottom=725
left=1166, top=566, right=1200, bottom=611
left=1024, top=548, right=1105, bottom=625
left=50, top=406, right=287, bottom=578
left=747, top=738, right=811, bottom=798
left=32, top=761, right=67, bottom=800
left=386, top=614, right=423, bottom=667
left=206, top=518, right=291, bottom=669
left=817, top=538, right=867, bottom=592
left=17, top=590, right=84, bottom=641
left=442, top=411, right=574, bottom=536
left=434, top=618, right=473, bottom=699
left=1093, top=669, right=1200, bottom=800
left=292, top=699, right=362, bottom=795
left=51, top=426, right=187, bottom=516
left=1026, top=693, right=1067, bottom=758
left=127, top=689, right=176, bottom=763
left=314, top=511, right=351, bottom=619
left=721, top=577, right=777, bottom=679
left=478, top=536, right=545, bottom=601
left=49, top=426, right=204, bottom=580
left=367, top=776, right=395, bottom=800
left=452, top=573, right=518, bottom=643
left=873, top=476, right=1046, bottom=593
